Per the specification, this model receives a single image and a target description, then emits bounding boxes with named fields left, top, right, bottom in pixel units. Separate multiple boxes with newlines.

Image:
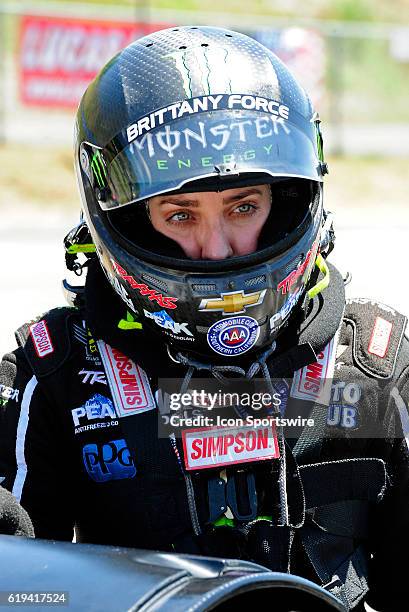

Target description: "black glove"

left=0, top=486, right=34, bottom=537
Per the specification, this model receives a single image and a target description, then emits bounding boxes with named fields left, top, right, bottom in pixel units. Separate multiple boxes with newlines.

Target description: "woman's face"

left=148, top=184, right=271, bottom=260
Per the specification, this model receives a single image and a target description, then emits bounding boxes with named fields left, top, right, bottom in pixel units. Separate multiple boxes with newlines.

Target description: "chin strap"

left=169, top=341, right=277, bottom=395
left=304, top=208, right=334, bottom=301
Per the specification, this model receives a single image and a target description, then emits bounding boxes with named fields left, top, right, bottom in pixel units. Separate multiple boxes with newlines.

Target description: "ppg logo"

left=82, top=439, right=136, bottom=482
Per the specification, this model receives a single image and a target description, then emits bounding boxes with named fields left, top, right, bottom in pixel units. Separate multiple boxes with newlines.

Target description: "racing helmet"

left=74, top=26, right=330, bottom=361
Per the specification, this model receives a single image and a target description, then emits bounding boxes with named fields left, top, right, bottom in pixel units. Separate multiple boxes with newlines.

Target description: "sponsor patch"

left=29, top=320, right=54, bottom=357
left=277, top=242, right=317, bottom=296
left=327, top=404, right=358, bottom=429
left=199, top=289, right=266, bottom=316
left=73, top=322, right=101, bottom=364
left=112, top=261, right=177, bottom=309
left=207, top=316, right=260, bottom=356
left=78, top=369, right=107, bottom=385
left=144, top=309, right=193, bottom=338
left=0, top=384, right=19, bottom=403
left=269, top=287, right=303, bottom=332
left=182, top=423, right=279, bottom=470
left=290, top=337, right=336, bottom=405
left=82, top=439, right=136, bottom=482
left=330, top=381, right=361, bottom=405
left=71, top=393, right=116, bottom=427
left=98, top=342, right=155, bottom=417
left=368, top=316, right=393, bottom=358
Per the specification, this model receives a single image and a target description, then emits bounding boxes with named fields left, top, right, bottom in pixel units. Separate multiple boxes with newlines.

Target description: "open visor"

left=81, top=108, right=322, bottom=211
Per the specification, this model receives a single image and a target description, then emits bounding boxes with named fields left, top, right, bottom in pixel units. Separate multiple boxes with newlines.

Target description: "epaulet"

left=343, top=298, right=407, bottom=379
left=14, top=307, right=80, bottom=378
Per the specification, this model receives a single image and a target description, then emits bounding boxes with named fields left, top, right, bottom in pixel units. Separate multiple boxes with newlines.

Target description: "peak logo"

left=71, top=394, right=115, bottom=426
left=144, top=309, right=193, bottom=337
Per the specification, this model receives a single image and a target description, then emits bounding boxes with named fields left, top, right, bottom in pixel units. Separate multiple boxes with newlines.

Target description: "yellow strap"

left=307, top=254, right=330, bottom=299
left=118, top=311, right=143, bottom=330
left=66, top=244, right=96, bottom=254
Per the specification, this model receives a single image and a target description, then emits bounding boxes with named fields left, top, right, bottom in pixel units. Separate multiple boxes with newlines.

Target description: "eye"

left=168, top=211, right=191, bottom=223
left=234, top=202, right=256, bottom=214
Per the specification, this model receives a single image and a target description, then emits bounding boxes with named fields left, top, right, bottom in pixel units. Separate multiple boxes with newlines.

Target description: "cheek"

left=149, top=213, right=201, bottom=258
left=231, top=215, right=267, bottom=255
left=231, top=231, right=258, bottom=256
left=171, top=235, right=201, bottom=259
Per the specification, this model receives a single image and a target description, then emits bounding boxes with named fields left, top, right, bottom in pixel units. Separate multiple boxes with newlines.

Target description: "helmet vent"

left=192, top=283, right=217, bottom=293
left=141, top=273, right=168, bottom=292
left=245, top=275, right=266, bottom=287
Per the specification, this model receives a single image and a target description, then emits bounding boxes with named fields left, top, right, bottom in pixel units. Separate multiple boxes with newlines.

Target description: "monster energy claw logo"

left=166, top=45, right=230, bottom=97
left=89, top=150, right=107, bottom=188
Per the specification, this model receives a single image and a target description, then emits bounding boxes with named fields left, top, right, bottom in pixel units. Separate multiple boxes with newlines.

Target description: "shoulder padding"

left=343, top=298, right=407, bottom=380
left=15, top=307, right=80, bottom=378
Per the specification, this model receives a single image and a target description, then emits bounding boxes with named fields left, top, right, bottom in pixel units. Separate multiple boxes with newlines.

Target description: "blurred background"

left=1, top=0, right=408, bottom=349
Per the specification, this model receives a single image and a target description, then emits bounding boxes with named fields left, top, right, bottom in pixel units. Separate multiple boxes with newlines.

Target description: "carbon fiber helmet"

left=74, top=26, right=330, bottom=360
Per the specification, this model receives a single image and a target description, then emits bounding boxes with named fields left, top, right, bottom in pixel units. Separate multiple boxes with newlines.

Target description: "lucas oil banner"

left=18, top=15, right=171, bottom=108
left=18, top=16, right=324, bottom=109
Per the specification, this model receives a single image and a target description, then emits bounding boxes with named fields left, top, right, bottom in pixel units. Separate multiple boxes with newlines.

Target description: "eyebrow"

left=157, top=188, right=264, bottom=207
left=224, top=188, right=264, bottom=202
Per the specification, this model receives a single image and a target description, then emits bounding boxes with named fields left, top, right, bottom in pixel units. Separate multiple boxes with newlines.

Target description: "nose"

left=199, top=221, right=233, bottom=260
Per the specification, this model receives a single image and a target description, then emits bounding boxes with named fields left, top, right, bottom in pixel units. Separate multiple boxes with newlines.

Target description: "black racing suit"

left=1, top=260, right=409, bottom=611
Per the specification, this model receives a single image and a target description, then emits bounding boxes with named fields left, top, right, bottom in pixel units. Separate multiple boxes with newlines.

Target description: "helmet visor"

left=81, top=105, right=322, bottom=211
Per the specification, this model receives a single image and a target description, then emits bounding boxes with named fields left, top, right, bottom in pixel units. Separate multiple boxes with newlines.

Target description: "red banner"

left=19, top=15, right=171, bottom=108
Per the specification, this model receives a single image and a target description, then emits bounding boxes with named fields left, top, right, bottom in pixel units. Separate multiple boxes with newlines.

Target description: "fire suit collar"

left=84, top=258, right=175, bottom=379
left=267, top=261, right=345, bottom=377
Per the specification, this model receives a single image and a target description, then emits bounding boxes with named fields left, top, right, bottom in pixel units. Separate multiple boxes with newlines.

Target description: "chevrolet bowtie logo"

left=199, top=289, right=267, bottom=315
